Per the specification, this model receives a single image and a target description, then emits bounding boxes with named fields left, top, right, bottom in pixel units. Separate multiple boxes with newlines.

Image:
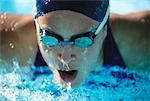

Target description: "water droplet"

left=0, top=15, right=4, bottom=19
left=14, top=23, right=18, bottom=28
left=11, top=27, right=15, bottom=31
left=27, top=58, right=32, bottom=65
left=44, top=0, right=51, bottom=4
left=9, top=43, right=15, bottom=48
left=45, top=49, right=49, bottom=53
left=53, top=74, right=59, bottom=84
left=12, top=58, right=20, bottom=71
left=66, top=82, right=72, bottom=90
left=1, top=21, right=4, bottom=25
left=58, top=57, right=70, bottom=70
left=4, top=15, right=7, bottom=19
left=5, top=28, right=8, bottom=32
left=83, top=48, right=88, bottom=54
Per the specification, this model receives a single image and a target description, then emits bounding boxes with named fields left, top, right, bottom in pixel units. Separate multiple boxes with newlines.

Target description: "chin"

left=52, top=69, right=87, bottom=89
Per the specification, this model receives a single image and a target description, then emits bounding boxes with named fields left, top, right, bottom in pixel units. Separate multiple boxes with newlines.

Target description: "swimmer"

left=0, top=0, right=150, bottom=88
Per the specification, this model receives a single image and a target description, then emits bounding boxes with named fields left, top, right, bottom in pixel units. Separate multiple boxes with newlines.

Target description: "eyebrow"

left=45, top=27, right=97, bottom=35
left=39, top=24, right=98, bottom=41
left=38, top=24, right=58, bottom=34
left=44, top=27, right=59, bottom=35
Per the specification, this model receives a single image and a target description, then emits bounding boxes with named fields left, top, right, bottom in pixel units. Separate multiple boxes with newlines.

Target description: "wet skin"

left=36, top=11, right=106, bottom=88
left=0, top=11, right=150, bottom=88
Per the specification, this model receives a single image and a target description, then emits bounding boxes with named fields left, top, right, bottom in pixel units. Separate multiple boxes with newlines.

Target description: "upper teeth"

left=61, top=69, right=70, bottom=72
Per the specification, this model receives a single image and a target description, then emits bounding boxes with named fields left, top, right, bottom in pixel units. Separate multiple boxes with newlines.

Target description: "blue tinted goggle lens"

left=42, top=35, right=59, bottom=47
left=41, top=35, right=93, bottom=47
left=75, top=37, right=93, bottom=47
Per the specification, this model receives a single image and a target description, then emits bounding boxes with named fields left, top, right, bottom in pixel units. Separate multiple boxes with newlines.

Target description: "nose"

left=58, top=47, right=76, bottom=62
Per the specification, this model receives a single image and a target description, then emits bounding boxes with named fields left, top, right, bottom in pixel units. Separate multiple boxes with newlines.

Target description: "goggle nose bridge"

left=60, top=41, right=74, bottom=45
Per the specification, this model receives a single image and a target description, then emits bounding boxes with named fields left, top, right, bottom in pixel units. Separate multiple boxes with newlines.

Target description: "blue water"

left=0, top=0, right=34, bottom=14
left=0, top=0, right=150, bottom=101
left=0, top=65, right=150, bottom=101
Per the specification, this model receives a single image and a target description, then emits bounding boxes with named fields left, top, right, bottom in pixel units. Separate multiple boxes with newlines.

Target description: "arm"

left=0, top=13, right=37, bottom=67
left=110, top=11, right=150, bottom=71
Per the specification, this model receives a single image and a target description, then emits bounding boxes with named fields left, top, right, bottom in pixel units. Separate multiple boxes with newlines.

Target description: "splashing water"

left=0, top=59, right=150, bottom=101
left=9, top=43, right=15, bottom=49
left=66, top=82, right=72, bottom=91
left=1, top=50, right=149, bottom=100
left=82, top=48, right=89, bottom=76
left=41, top=0, right=51, bottom=5
left=45, top=49, right=49, bottom=53
left=44, top=49, right=59, bottom=70
left=57, top=57, right=71, bottom=70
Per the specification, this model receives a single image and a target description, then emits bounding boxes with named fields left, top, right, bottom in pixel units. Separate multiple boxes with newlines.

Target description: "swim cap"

left=34, top=0, right=109, bottom=22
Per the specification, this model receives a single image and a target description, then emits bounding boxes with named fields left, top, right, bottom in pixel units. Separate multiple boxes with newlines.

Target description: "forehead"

left=37, top=10, right=99, bottom=36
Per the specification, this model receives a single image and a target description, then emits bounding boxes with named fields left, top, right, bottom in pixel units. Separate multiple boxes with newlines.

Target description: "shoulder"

left=110, top=10, right=150, bottom=21
left=109, top=11, right=150, bottom=72
left=109, top=10, right=150, bottom=40
left=109, top=11, right=150, bottom=29
left=0, top=13, right=37, bottom=67
left=0, top=13, right=35, bottom=32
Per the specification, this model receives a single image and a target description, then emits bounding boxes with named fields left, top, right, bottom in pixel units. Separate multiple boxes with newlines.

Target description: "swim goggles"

left=38, top=5, right=110, bottom=48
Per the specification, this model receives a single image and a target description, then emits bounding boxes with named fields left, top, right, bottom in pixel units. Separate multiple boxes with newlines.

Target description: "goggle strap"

left=95, top=5, right=110, bottom=35
left=42, top=30, right=46, bottom=36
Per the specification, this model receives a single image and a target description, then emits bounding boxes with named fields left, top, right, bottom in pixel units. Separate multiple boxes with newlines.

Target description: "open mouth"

left=58, top=70, right=78, bottom=83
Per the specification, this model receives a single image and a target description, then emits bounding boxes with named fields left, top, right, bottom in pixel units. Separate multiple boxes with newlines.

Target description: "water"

left=0, top=0, right=150, bottom=100
left=0, top=64, right=150, bottom=101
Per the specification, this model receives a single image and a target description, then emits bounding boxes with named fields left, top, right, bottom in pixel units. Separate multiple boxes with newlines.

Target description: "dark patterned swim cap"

left=34, top=0, right=109, bottom=22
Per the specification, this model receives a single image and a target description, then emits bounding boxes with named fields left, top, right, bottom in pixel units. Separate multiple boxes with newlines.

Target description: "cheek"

left=82, top=34, right=105, bottom=70
left=38, top=43, right=59, bottom=68
left=87, top=38, right=103, bottom=59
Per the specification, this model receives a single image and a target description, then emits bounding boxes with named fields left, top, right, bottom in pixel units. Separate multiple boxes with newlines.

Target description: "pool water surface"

left=0, top=0, right=150, bottom=101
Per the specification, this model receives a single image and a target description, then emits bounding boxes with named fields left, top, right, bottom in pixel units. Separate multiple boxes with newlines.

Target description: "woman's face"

left=35, top=10, right=107, bottom=89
